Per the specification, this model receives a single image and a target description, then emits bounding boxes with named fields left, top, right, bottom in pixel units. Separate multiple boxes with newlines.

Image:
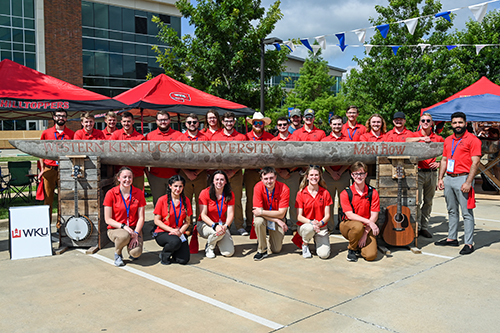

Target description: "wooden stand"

left=376, top=156, right=420, bottom=253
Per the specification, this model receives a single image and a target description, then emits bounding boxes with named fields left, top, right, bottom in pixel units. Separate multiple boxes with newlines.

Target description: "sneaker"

left=238, top=228, right=249, bottom=236
left=302, top=244, right=312, bottom=259
left=459, top=245, right=474, bottom=255
left=434, top=239, right=459, bottom=247
left=355, top=249, right=362, bottom=257
left=205, top=247, right=216, bottom=259
left=346, top=249, right=358, bottom=262
left=253, top=252, right=268, bottom=261
left=159, top=253, right=170, bottom=265
left=114, top=253, right=125, bottom=267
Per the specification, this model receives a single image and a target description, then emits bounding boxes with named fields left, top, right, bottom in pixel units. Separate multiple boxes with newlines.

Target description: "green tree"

left=152, top=0, right=288, bottom=111
left=341, top=0, right=473, bottom=130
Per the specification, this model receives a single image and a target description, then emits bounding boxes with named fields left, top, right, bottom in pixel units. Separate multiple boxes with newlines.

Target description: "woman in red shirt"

left=295, top=166, right=333, bottom=259
left=104, top=167, right=146, bottom=267
left=198, top=170, right=235, bottom=259
left=153, top=175, right=192, bottom=265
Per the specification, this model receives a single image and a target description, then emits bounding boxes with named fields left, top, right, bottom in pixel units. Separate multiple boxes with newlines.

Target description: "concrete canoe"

left=10, top=139, right=443, bottom=169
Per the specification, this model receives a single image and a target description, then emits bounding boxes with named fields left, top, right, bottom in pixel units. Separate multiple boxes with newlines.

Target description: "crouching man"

left=339, top=161, right=380, bottom=262
left=252, top=167, right=290, bottom=261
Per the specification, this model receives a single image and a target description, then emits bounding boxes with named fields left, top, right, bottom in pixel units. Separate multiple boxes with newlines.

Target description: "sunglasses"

left=352, top=172, right=367, bottom=178
left=421, top=119, right=431, bottom=123
left=277, top=123, right=288, bottom=127
left=253, top=121, right=264, bottom=126
left=304, top=115, right=314, bottom=119
left=186, top=121, right=198, bottom=125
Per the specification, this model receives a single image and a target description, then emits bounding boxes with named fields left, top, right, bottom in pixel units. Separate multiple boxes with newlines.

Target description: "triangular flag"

left=376, top=24, right=390, bottom=39
left=435, top=11, right=451, bottom=22
left=365, top=45, right=373, bottom=55
left=311, top=45, right=321, bottom=55
left=418, top=43, right=430, bottom=52
left=446, top=45, right=457, bottom=51
left=469, top=3, right=488, bottom=23
left=354, top=29, right=366, bottom=43
left=273, top=43, right=281, bottom=51
left=476, top=44, right=487, bottom=55
left=284, top=41, right=295, bottom=52
left=315, top=35, right=326, bottom=49
left=335, top=33, right=348, bottom=52
left=403, top=18, right=419, bottom=35
left=300, top=39, right=313, bottom=52
left=391, top=46, right=401, bottom=55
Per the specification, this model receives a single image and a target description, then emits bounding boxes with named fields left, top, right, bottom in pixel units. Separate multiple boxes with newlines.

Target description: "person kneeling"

left=252, top=167, right=290, bottom=261
left=198, top=171, right=235, bottom=258
left=339, top=161, right=380, bottom=262
left=153, top=175, right=192, bottom=265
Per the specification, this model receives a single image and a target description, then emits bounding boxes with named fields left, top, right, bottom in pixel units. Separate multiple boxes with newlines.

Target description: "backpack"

left=338, top=185, right=373, bottom=222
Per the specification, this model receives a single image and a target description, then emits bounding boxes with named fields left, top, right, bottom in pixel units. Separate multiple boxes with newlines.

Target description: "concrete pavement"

left=1, top=188, right=499, bottom=332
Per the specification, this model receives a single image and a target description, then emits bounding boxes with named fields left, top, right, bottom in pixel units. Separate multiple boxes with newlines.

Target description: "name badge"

left=447, top=159, right=455, bottom=173
left=267, top=220, right=275, bottom=231
left=179, top=234, right=187, bottom=242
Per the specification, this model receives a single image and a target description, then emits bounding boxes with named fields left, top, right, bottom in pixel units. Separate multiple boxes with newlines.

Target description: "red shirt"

left=198, top=188, right=235, bottom=223
left=253, top=181, right=290, bottom=211
left=40, top=126, right=75, bottom=167
left=340, top=184, right=380, bottom=220
left=410, top=130, right=445, bottom=169
left=103, top=186, right=146, bottom=229
left=360, top=131, right=387, bottom=142
left=102, top=127, right=116, bottom=140
left=290, top=125, right=326, bottom=141
left=246, top=130, right=274, bottom=141
left=322, top=133, right=348, bottom=171
left=211, top=129, right=247, bottom=141
left=146, top=128, right=181, bottom=179
left=443, top=131, right=482, bottom=174
left=201, top=128, right=222, bottom=140
left=341, top=123, right=367, bottom=141
left=295, top=186, right=333, bottom=222
left=74, top=128, right=105, bottom=140
left=386, top=127, right=412, bottom=142
left=153, top=195, right=192, bottom=233
left=176, top=131, right=208, bottom=142
left=272, top=133, right=293, bottom=141
left=110, top=128, right=145, bottom=178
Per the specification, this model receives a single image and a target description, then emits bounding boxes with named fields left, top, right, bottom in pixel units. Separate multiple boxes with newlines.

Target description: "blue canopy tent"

left=426, top=94, right=500, bottom=122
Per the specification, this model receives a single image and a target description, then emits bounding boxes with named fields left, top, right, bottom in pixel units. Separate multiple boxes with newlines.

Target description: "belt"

left=448, top=173, right=468, bottom=177
left=419, top=168, right=437, bottom=172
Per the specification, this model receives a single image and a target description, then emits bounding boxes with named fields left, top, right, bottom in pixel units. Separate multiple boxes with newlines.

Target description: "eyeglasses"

left=277, top=123, right=288, bottom=127
left=224, top=119, right=235, bottom=123
left=421, top=119, right=431, bottom=123
left=351, top=172, right=367, bottom=178
left=253, top=121, right=264, bottom=126
left=186, top=121, right=198, bottom=125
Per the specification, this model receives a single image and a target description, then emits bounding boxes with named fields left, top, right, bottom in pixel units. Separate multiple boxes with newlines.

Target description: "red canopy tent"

left=422, top=76, right=500, bottom=113
left=0, top=59, right=126, bottom=120
left=113, top=74, right=254, bottom=116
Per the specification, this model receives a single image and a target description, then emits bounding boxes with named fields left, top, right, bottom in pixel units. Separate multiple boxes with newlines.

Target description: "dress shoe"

left=419, top=229, right=432, bottom=238
left=434, top=239, right=459, bottom=246
left=459, top=245, right=474, bottom=255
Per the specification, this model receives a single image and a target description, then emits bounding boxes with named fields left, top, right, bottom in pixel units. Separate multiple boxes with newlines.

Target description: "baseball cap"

left=289, top=108, right=302, bottom=117
left=303, top=108, right=315, bottom=117
left=393, top=111, right=406, bottom=119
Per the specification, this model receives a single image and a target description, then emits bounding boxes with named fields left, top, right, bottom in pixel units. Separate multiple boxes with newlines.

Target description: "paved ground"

left=1, top=187, right=499, bottom=332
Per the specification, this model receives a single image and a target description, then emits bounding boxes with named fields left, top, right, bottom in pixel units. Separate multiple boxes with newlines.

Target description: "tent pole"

left=177, top=113, right=181, bottom=131
left=140, top=108, right=144, bottom=135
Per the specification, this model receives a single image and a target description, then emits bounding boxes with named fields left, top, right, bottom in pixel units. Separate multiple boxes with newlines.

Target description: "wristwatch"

left=121, top=223, right=126, bottom=229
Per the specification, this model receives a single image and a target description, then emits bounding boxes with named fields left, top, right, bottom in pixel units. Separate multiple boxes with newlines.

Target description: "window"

left=135, top=16, right=147, bottom=34
left=135, top=62, right=147, bottom=79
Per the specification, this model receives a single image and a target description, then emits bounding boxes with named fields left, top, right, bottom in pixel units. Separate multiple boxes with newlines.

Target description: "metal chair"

left=0, top=167, right=9, bottom=206
left=6, top=161, right=34, bottom=203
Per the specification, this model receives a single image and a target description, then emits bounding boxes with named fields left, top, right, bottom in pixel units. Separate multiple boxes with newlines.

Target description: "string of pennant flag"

left=273, top=0, right=499, bottom=56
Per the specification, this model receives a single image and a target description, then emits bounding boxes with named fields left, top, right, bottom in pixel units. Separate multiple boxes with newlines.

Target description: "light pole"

left=260, top=37, right=282, bottom=115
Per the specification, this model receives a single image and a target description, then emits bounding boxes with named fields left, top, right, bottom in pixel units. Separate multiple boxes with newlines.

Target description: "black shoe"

left=434, top=239, right=459, bottom=247
left=159, top=253, right=171, bottom=265
left=459, top=245, right=474, bottom=255
left=253, top=252, right=268, bottom=261
left=419, top=229, right=433, bottom=238
left=355, top=249, right=362, bottom=257
left=347, top=249, right=358, bottom=262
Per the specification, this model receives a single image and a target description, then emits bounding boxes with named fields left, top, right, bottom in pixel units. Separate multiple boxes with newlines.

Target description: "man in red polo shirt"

left=436, top=112, right=481, bottom=255
left=360, top=114, right=387, bottom=141
left=290, top=108, right=326, bottom=141
left=177, top=113, right=208, bottom=220
left=252, top=167, right=290, bottom=261
left=110, top=111, right=146, bottom=190
left=39, top=109, right=75, bottom=223
left=273, top=116, right=300, bottom=232
left=406, top=113, right=444, bottom=238
left=102, top=112, right=118, bottom=139
left=212, top=111, right=248, bottom=235
left=339, top=161, right=380, bottom=262
left=322, top=115, right=350, bottom=232
left=74, top=112, right=105, bottom=140
left=386, top=112, right=412, bottom=142
left=145, top=111, right=180, bottom=206
left=342, top=106, right=366, bottom=141
left=201, top=109, right=222, bottom=140
left=244, top=112, right=274, bottom=234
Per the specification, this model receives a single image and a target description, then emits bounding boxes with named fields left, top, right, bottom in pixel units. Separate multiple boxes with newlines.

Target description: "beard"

left=56, top=119, right=66, bottom=126
left=452, top=126, right=466, bottom=135
left=158, top=125, right=170, bottom=132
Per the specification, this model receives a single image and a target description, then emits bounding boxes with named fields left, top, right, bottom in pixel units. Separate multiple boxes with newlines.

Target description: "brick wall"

left=44, top=0, right=83, bottom=87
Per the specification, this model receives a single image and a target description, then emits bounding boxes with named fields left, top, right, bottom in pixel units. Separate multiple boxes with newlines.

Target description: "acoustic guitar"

left=383, top=165, right=414, bottom=247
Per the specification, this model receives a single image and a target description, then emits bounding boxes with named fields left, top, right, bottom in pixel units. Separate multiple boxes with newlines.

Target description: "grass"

left=0, top=195, right=57, bottom=220
left=0, top=156, right=38, bottom=162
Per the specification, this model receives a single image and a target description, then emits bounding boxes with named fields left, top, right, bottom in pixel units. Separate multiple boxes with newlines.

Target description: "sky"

left=181, top=0, right=500, bottom=75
